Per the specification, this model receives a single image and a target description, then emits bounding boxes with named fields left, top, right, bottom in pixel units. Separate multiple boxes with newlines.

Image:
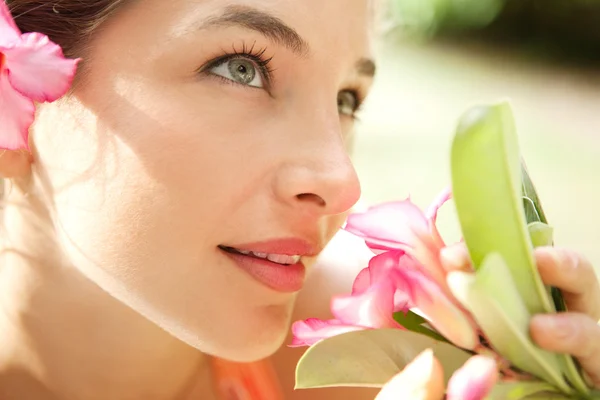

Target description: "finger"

left=440, top=243, right=473, bottom=273
left=535, top=247, right=600, bottom=320
left=531, top=313, right=600, bottom=387
left=375, top=349, right=444, bottom=400
left=447, top=356, right=498, bottom=400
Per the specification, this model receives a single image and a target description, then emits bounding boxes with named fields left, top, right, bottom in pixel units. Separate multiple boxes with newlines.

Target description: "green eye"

left=337, top=90, right=359, bottom=117
left=210, top=57, right=264, bottom=88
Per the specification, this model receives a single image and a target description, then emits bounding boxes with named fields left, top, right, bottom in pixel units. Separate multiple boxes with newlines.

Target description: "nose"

left=272, top=114, right=361, bottom=216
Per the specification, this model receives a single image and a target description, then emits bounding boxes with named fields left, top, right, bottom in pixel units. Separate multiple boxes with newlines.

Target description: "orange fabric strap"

left=210, top=357, right=284, bottom=400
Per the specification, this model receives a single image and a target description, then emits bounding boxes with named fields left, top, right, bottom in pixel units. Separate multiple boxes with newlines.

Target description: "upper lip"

left=220, top=237, right=321, bottom=257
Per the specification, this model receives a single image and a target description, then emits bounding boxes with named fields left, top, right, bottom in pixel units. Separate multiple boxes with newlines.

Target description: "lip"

left=228, top=238, right=320, bottom=257
left=218, top=238, right=319, bottom=293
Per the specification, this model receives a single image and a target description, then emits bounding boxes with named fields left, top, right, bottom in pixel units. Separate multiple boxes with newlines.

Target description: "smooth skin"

left=0, top=0, right=599, bottom=399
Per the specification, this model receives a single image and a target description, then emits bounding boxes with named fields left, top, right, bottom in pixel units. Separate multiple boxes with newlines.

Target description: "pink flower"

left=385, top=254, right=479, bottom=350
left=291, top=250, right=478, bottom=350
left=0, top=0, right=79, bottom=150
left=290, top=251, right=408, bottom=347
left=344, top=187, right=479, bottom=349
left=292, top=188, right=479, bottom=350
left=345, top=187, right=452, bottom=289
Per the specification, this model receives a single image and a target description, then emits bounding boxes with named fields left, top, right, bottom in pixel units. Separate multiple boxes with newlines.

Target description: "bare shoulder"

left=270, top=231, right=379, bottom=400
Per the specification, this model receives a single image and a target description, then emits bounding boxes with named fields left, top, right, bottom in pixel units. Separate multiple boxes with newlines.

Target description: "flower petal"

left=289, top=318, right=364, bottom=347
left=3, top=32, right=78, bottom=102
left=375, top=349, right=445, bottom=400
left=351, top=250, right=411, bottom=308
left=447, top=356, right=498, bottom=400
left=351, top=249, right=406, bottom=294
left=332, top=279, right=401, bottom=330
left=0, top=0, right=21, bottom=46
left=334, top=252, right=412, bottom=329
left=0, top=66, right=34, bottom=150
left=425, top=186, right=453, bottom=223
left=345, top=200, right=429, bottom=251
left=351, top=266, right=371, bottom=295
left=391, top=264, right=478, bottom=350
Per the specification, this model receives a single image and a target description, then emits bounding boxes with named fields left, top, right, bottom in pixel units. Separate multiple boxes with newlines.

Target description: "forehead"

left=110, top=0, right=374, bottom=62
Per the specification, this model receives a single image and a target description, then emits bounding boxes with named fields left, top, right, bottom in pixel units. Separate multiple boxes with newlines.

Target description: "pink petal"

left=425, top=186, right=453, bottom=223
left=351, top=251, right=411, bottom=312
left=447, top=356, right=498, bottom=400
left=2, top=32, right=79, bottom=103
left=0, top=66, right=34, bottom=150
left=351, top=249, right=405, bottom=294
left=351, top=266, right=371, bottom=294
left=345, top=200, right=429, bottom=251
left=332, top=278, right=401, bottom=329
left=0, top=0, right=21, bottom=46
left=289, top=318, right=364, bottom=347
left=424, top=186, right=453, bottom=249
left=390, top=265, right=478, bottom=350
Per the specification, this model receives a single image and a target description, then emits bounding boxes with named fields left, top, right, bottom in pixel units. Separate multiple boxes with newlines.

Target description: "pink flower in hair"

left=0, top=0, right=79, bottom=150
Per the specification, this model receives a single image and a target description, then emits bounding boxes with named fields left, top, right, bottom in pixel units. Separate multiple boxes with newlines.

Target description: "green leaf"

left=521, top=168, right=586, bottom=394
left=450, top=101, right=554, bottom=316
left=450, top=102, right=589, bottom=396
left=528, top=222, right=554, bottom=248
left=393, top=310, right=450, bottom=343
left=295, top=328, right=471, bottom=389
left=487, top=381, right=564, bottom=399
left=521, top=160, right=549, bottom=224
left=447, top=253, right=572, bottom=394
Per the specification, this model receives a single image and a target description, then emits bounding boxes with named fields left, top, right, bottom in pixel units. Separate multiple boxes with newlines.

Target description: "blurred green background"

left=353, top=0, right=600, bottom=271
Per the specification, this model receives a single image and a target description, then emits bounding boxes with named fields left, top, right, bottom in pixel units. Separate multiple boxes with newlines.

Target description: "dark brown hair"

left=8, top=0, right=130, bottom=62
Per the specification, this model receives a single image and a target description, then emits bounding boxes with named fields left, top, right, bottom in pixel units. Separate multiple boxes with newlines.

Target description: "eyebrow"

left=201, top=5, right=309, bottom=56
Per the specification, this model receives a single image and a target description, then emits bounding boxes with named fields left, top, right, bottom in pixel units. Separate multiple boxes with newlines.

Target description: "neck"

left=0, top=178, right=211, bottom=400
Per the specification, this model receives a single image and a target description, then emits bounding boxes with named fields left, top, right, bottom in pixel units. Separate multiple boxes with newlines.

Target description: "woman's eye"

left=209, top=57, right=264, bottom=88
left=337, top=90, right=359, bottom=117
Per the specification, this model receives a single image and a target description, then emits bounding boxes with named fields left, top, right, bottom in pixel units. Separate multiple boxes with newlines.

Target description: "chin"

left=172, top=302, right=295, bottom=363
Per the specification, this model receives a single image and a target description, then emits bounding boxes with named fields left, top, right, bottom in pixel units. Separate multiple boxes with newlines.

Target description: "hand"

left=530, top=247, right=600, bottom=387
left=443, top=244, right=600, bottom=388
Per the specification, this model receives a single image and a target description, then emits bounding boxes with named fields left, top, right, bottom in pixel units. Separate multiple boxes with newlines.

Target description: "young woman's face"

left=32, top=0, right=374, bottom=361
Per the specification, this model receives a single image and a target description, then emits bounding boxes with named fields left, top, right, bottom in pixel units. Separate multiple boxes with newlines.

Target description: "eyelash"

left=202, top=42, right=366, bottom=119
left=203, top=42, right=275, bottom=89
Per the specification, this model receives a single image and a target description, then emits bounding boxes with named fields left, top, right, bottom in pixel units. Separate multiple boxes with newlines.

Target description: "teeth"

left=246, top=250, right=301, bottom=265
left=224, top=246, right=302, bottom=265
left=266, top=254, right=302, bottom=265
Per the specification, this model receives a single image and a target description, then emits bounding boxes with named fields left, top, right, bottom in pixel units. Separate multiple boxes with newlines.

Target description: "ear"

left=0, top=150, right=33, bottom=179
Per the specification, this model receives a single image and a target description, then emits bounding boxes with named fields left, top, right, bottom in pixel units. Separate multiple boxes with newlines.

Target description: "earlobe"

left=0, top=149, right=33, bottom=179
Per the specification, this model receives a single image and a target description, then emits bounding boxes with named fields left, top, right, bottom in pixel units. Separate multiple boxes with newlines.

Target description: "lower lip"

left=220, top=249, right=306, bottom=293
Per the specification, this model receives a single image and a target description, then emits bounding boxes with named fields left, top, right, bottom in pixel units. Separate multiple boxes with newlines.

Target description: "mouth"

left=218, top=246, right=302, bottom=266
left=218, top=240, right=312, bottom=293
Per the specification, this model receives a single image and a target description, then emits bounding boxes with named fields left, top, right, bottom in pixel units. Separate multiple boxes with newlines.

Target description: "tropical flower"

left=292, top=188, right=480, bottom=351
left=0, top=0, right=79, bottom=150
left=344, top=187, right=453, bottom=288
left=291, top=251, right=408, bottom=347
